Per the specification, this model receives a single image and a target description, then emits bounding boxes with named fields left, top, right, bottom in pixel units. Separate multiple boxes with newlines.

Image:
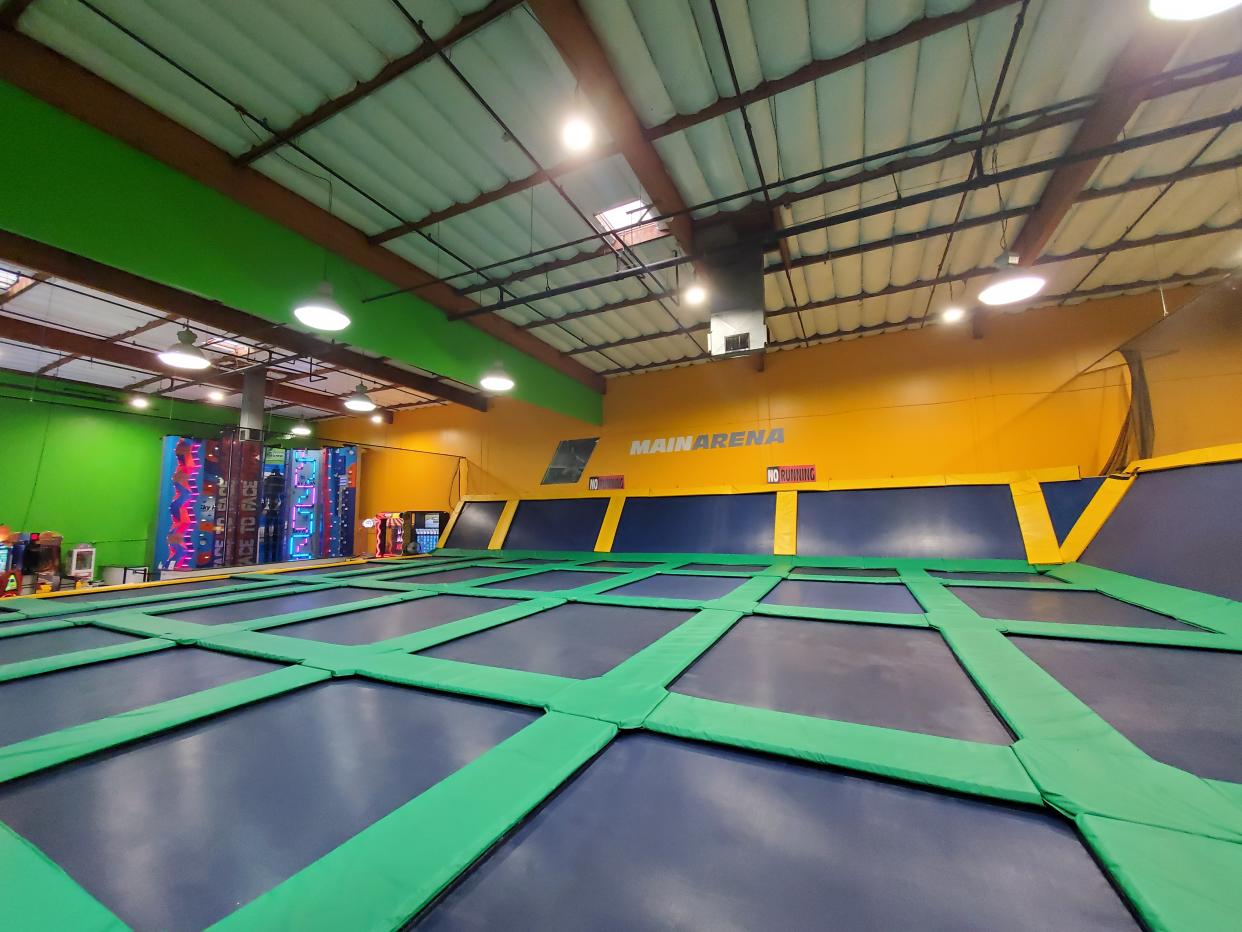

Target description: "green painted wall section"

left=0, top=374, right=295, bottom=573
left=0, top=80, right=602, bottom=424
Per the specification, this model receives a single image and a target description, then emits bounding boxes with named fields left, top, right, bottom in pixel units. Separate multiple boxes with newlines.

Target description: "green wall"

left=0, top=80, right=602, bottom=424
left=0, top=376, right=294, bottom=573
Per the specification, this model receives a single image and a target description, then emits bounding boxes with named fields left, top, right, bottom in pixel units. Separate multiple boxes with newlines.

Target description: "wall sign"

left=629, top=428, right=784, bottom=456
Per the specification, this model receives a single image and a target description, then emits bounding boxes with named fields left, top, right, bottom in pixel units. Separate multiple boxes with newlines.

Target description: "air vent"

left=767, top=464, right=816, bottom=484
left=724, top=332, right=751, bottom=353
left=589, top=474, right=625, bottom=490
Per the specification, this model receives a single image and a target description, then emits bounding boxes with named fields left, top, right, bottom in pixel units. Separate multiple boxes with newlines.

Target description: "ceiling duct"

left=700, top=221, right=767, bottom=357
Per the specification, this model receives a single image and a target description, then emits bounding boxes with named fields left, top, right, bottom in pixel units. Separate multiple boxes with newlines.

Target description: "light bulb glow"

left=370, top=413, right=384, bottom=424
left=290, top=422, right=312, bottom=437
left=561, top=116, right=594, bottom=152
left=129, top=396, right=150, bottom=409
left=941, top=306, right=966, bottom=324
left=978, top=273, right=1046, bottom=306
left=207, top=389, right=225, bottom=402
left=684, top=284, right=708, bottom=306
left=480, top=362, right=515, bottom=392
left=343, top=382, right=376, bottom=412
left=293, top=282, right=350, bottom=331
left=1150, top=0, right=1242, bottom=20
left=158, top=328, right=211, bottom=370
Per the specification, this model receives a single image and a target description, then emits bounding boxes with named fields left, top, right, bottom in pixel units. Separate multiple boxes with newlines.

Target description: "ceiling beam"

left=36, top=314, right=167, bottom=376
left=1011, top=26, right=1186, bottom=263
left=527, top=0, right=695, bottom=254
left=237, top=0, right=524, bottom=165
left=0, top=231, right=489, bottom=412
left=0, top=271, right=45, bottom=307
left=0, top=30, right=602, bottom=393
left=0, top=314, right=344, bottom=411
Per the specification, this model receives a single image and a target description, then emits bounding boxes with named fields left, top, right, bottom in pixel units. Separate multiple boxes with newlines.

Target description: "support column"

left=239, top=366, right=266, bottom=438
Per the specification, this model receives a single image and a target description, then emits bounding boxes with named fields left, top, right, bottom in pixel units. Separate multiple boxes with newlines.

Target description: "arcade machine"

left=404, top=510, right=449, bottom=554
left=369, top=512, right=405, bottom=558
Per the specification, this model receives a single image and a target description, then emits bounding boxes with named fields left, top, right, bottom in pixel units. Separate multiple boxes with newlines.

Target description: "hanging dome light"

left=941, top=306, right=966, bottom=324
left=293, top=282, right=350, bottom=332
left=343, top=382, right=377, bottom=412
left=290, top=421, right=312, bottom=437
left=479, top=362, right=515, bottom=392
left=129, top=395, right=151, bottom=409
left=683, top=283, right=708, bottom=306
left=1150, top=0, right=1242, bottom=20
left=158, top=328, right=211, bottom=370
left=978, top=252, right=1046, bottom=307
left=561, top=116, right=594, bottom=153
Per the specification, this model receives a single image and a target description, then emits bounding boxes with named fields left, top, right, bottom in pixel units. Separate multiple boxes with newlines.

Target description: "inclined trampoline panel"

left=762, top=579, right=923, bottom=614
left=415, top=733, right=1137, bottom=931
left=503, top=498, right=609, bottom=552
left=677, top=562, right=769, bottom=573
left=445, top=501, right=506, bottom=550
left=1041, top=477, right=1106, bottom=543
left=0, top=626, right=140, bottom=666
left=793, top=566, right=900, bottom=577
left=610, top=493, right=776, bottom=554
left=951, top=587, right=1191, bottom=630
left=482, top=570, right=620, bottom=592
left=1011, top=636, right=1242, bottom=782
left=797, top=485, right=1026, bottom=559
left=672, top=617, right=1010, bottom=744
left=606, top=573, right=745, bottom=601
left=418, top=604, right=693, bottom=679
left=268, top=596, right=516, bottom=646
left=387, top=565, right=512, bottom=585
left=930, top=570, right=1056, bottom=583
left=1083, top=461, right=1242, bottom=600
left=161, top=587, right=380, bottom=625
left=0, top=648, right=280, bottom=747
left=0, top=681, right=537, bottom=932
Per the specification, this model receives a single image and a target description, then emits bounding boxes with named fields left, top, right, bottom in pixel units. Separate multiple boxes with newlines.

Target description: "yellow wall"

left=326, top=285, right=1238, bottom=508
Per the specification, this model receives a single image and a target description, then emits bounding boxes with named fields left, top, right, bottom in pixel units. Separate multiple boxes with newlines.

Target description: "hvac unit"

left=703, top=233, right=767, bottom=357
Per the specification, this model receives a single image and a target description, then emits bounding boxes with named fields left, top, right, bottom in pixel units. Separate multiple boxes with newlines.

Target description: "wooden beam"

left=0, top=30, right=603, bottom=393
left=528, top=0, right=695, bottom=254
left=237, top=0, right=524, bottom=165
left=0, top=231, right=489, bottom=411
left=1011, top=27, right=1185, bottom=263
left=0, top=0, right=37, bottom=30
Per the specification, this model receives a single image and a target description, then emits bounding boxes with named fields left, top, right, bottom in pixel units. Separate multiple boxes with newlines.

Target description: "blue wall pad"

left=797, top=486, right=1026, bottom=559
left=1011, top=636, right=1242, bottom=782
left=446, top=501, right=506, bottom=550
left=794, top=566, right=900, bottom=577
left=673, top=617, right=1011, bottom=744
left=1041, top=477, right=1106, bottom=543
left=610, top=493, right=776, bottom=554
left=504, top=498, right=610, bottom=552
left=678, top=562, right=770, bottom=573
left=587, top=560, right=659, bottom=570
left=930, top=570, right=1058, bottom=583
left=0, top=681, right=536, bottom=932
left=607, top=574, right=746, bottom=601
left=415, top=734, right=1137, bottom=931
left=0, top=626, right=140, bottom=666
left=762, top=579, right=923, bottom=614
left=482, top=570, right=620, bottom=592
left=0, top=648, right=279, bottom=748
left=419, top=604, right=693, bottom=679
left=951, top=587, right=1191, bottom=630
left=268, top=596, right=516, bottom=646
left=387, top=566, right=512, bottom=585
left=163, top=588, right=381, bottom=626
left=1083, top=461, right=1242, bottom=600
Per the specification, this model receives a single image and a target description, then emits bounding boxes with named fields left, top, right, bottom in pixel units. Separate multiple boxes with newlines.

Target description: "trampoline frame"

left=4, top=452, right=1242, bottom=930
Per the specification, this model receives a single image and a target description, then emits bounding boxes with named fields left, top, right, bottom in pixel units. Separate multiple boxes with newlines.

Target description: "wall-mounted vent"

left=767, top=464, right=816, bottom=484
left=724, top=332, right=750, bottom=353
left=589, top=474, right=625, bottom=491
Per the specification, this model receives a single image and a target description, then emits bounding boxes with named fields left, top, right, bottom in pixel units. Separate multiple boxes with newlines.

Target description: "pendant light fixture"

left=683, top=283, right=708, bottom=307
left=290, top=421, right=312, bottom=437
left=978, top=252, right=1046, bottom=307
left=158, top=327, right=211, bottom=370
left=293, top=281, right=350, bottom=332
left=1150, top=0, right=1242, bottom=20
left=479, top=362, right=515, bottom=392
left=343, top=382, right=377, bottom=412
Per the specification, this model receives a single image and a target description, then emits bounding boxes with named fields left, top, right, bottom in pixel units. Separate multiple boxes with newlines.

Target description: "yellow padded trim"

left=774, top=491, right=798, bottom=556
left=487, top=500, right=518, bottom=550
left=1060, top=476, right=1134, bottom=562
left=594, top=495, right=626, bottom=553
left=1009, top=479, right=1062, bottom=565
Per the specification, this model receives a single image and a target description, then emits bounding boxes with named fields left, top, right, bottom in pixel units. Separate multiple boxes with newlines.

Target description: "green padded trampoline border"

left=0, top=548, right=1240, bottom=931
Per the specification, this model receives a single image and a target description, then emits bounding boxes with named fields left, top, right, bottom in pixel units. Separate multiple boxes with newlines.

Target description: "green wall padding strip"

left=1, top=548, right=1240, bottom=929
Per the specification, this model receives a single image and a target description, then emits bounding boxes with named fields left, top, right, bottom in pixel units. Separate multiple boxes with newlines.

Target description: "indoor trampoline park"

left=3, top=1, right=1242, bottom=930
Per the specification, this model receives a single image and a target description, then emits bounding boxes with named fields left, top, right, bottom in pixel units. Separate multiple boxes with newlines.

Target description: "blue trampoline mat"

left=793, top=566, right=900, bottom=577
left=1041, top=477, right=1106, bottom=543
left=610, top=493, right=776, bottom=554
left=385, top=566, right=512, bottom=585
left=951, top=587, right=1192, bottom=630
left=762, top=579, right=924, bottom=614
left=481, top=570, right=620, bottom=592
left=503, top=498, right=609, bottom=552
left=0, top=681, right=537, bottom=932
left=930, top=570, right=1059, bottom=583
left=673, top=616, right=1010, bottom=744
left=606, top=574, right=745, bottom=601
left=415, top=733, right=1137, bottom=931
left=677, top=562, right=770, bottom=573
left=161, top=587, right=381, bottom=626
left=0, top=626, right=140, bottom=666
left=267, top=596, right=515, bottom=646
left=445, top=501, right=505, bottom=550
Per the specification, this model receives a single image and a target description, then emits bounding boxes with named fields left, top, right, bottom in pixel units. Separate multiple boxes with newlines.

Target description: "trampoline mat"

left=678, top=562, right=768, bottom=573
left=494, top=558, right=563, bottom=566
left=797, top=485, right=1026, bottom=560
left=0, top=681, right=537, bottom=932
left=0, top=648, right=279, bottom=747
left=586, top=560, right=658, bottom=570
left=1041, top=477, right=1105, bottom=543
left=269, top=596, right=515, bottom=646
left=445, top=500, right=505, bottom=550
left=1011, top=636, right=1242, bottom=782
left=504, top=498, right=609, bottom=552
left=415, top=733, right=1137, bottom=931
left=606, top=573, right=745, bottom=601
left=267, top=564, right=385, bottom=578
left=951, top=587, right=1191, bottom=630
left=43, top=577, right=265, bottom=603
left=387, top=566, right=513, bottom=585
left=763, top=579, right=923, bottom=614
left=482, top=570, right=619, bottom=592
left=930, top=570, right=1058, bottom=583
left=794, top=566, right=899, bottom=577
left=418, top=604, right=693, bottom=679
left=673, top=617, right=1010, bottom=744
left=610, top=493, right=776, bottom=555
left=162, top=587, right=379, bottom=626
left=0, top=626, right=140, bottom=666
